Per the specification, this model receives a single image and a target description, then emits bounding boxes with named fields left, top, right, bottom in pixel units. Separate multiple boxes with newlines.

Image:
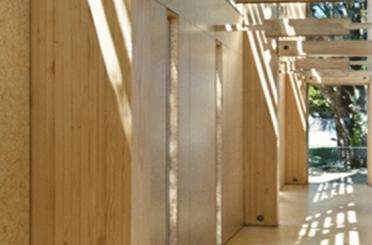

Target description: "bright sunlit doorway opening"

left=308, top=84, right=368, bottom=184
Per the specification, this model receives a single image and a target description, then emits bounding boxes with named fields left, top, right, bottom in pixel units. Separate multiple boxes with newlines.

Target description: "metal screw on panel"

left=257, top=215, right=264, bottom=222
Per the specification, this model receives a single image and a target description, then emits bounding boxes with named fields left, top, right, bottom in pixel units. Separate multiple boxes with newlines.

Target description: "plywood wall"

left=243, top=34, right=278, bottom=226
left=31, top=0, right=131, bottom=244
left=222, top=40, right=244, bottom=244
left=179, top=21, right=217, bottom=245
left=31, top=0, right=243, bottom=244
left=284, top=75, right=308, bottom=185
left=132, top=0, right=244, bottom=244
left=131, top=1, right=168, bottom=244
left=0, top=1, right=30, bottom=244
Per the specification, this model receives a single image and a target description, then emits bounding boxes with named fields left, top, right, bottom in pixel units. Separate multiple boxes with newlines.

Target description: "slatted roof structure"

left=220, top=0, right=372, bottom=86
left=226, top=0, right=372, bottom=226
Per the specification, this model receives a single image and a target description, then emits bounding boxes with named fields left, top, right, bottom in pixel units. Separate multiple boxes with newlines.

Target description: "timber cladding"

left=31, top=0, right=131, bottom=244
left=284, top=75, right=308, bottom=185
left=243, top=34, right=278, bottom=226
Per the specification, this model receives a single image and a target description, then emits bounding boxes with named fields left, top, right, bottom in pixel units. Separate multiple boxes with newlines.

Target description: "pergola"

left=223, top=0, right=372, bottom=226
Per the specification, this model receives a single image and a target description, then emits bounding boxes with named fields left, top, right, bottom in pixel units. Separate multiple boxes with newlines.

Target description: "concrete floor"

left=228, top=176, right=372, bottom=245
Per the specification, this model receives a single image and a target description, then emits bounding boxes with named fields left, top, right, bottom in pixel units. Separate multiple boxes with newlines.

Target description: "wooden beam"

left=294, top=58, right=350, bottom=70
left=236, top=0, right=343, bottom=3
left=305, top=71, right=370, bottom=85
left=279, top=40, right=372, bottom=57
left=264, top=18, right=351, bottom=37
left=214, top=24, right=249, bottom=32
left=215, top=19, right=372, bottom=36
left=350, top=22, right=372, bottom=29
left=297, top=69, right=350, bottom=77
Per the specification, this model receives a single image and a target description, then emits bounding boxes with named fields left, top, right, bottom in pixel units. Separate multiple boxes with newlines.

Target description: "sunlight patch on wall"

left=215, top=42, right=223, bottom=245
left=88, top=0, right=133, bottom=147
left=167, top=13, right=179, bottom=245
left=112, top=0, right=133, bottom=62
left=288, top=73, right=306, bottom=130
left=245, top=4, right=279, bottom=137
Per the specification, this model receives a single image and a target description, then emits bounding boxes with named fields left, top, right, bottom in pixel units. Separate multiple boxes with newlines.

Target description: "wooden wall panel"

left=178, top=17, right=191, bottom=245
left=0, top=0, right=29, bottom=244
left=132, top=1, right=244, bottom=244
left=157, top=0, right=240, bottom=26
left=284, top=76, right=308, bottom=185
left=188, top=29, right=217, bottom=245
left=178, top=18, right=244, bottom=245
left=243, top=34, right=278, bottom=226
left=132, top=1, right=168, bottom=244
left=178, top=21, right=217, bottom=245
left=222, top=42, right=244, bottom=243
left=32, top=0, right=131, bottom=244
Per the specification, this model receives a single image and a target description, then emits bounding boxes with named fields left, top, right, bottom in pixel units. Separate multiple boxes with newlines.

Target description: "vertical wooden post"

left=278, top=63, right=286, bottom=190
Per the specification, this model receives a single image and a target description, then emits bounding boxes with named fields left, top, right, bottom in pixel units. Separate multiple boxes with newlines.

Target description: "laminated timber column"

left=284, top=72, right=308, bottom=185
left=31, top=0, right=131, bottom=244
left=243, top=34, right=278, bottom=226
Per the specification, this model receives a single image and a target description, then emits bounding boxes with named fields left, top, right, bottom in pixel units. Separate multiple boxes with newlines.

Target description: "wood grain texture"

left=178, top=17, right=192, bottom=245
left=294, top=58, right=350, bottom=70
left=284, top=75, right=308, bottom=185
left=132, top=1, right=244, bottom=244
left=243, top=34, right=278, bottom=226
left=0, top=0, right=30, bottom=244
left=32, top=0, right=131, bottom=244
left=178, top=20, right=217, bottom=245
left=132, top=1, right=168, bottom=245
left=279, top=40, right=372, bottom=57
left=221, top=36, right=244, bottom=244
left=305, top=71, right=370, bottom=85
left=263, top=18, right=351, bottom=37
left=278, top=66, right=286, bottom=190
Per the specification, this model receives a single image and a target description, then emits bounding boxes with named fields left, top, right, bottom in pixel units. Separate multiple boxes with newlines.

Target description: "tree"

left=309, top=0, right=368, bottom=169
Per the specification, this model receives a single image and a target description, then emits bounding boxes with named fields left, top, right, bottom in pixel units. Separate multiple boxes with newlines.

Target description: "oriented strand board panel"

left=284, top=75, right=308, bottom=185
left=222, top=40, right=244, bottom=243
left=0, top=0, right=30, bottom=244
left=132, top=1, right=168, bottom=244
left=243, top=34, right=278, bottom=226
left=32, top=0, right=131, bottom=244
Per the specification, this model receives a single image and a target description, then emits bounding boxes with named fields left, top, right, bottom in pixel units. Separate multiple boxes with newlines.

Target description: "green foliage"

left=350, top=111, right=368, bottom=146
left=308, top=85, right=333, bottom=118
left=308, top=1, right=368, bottom=148
left=309, top=147, right=367, bottom=169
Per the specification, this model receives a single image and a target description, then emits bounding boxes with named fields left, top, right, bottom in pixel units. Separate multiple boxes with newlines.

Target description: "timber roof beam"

left=279, top=40, right=372, bottom=57
left=215, top=19, right=372, bottom=36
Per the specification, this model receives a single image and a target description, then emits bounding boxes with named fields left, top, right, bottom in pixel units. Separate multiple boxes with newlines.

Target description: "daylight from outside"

left=308, top=1, right=369, bottom=184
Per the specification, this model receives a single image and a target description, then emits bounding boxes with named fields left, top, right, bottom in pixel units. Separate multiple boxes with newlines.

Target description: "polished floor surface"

left=228, top=175, right=372, bottom=245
